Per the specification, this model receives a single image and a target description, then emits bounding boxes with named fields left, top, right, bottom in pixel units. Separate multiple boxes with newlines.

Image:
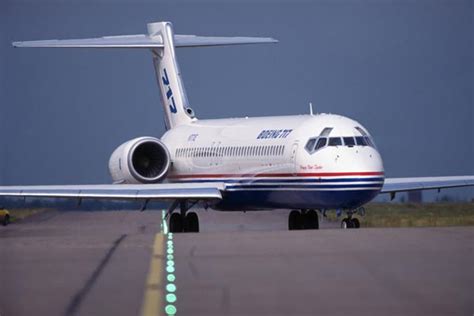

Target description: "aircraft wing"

left=0, top=182, right=225, bottom=201
left=381, top=176, right=474, bottom=194
left=12, top=34, right=277, bottom=49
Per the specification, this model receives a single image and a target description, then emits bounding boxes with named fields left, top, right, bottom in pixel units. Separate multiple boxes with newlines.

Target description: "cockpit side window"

left=305, top=137, right=327, bottom=154
left=315, top=137, right=327, bottom=150
left=305, top=138, right=317, bottom=153
left=355, top=127, right=376, bottom=148
left=328, top=137, right=342, bottom=146
left=355, top=136, right=368, bottom=146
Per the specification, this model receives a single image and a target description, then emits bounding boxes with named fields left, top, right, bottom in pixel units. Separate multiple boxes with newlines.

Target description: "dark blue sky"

left=1, top=0, right=473, bottom=201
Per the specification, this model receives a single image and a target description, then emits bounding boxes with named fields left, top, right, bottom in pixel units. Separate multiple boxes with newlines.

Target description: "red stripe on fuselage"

left=168, top=172, right=385, bottom=179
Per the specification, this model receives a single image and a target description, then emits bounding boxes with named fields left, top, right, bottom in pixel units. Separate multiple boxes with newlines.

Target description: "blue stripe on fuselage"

left=173, top=177, right=385, bottom=184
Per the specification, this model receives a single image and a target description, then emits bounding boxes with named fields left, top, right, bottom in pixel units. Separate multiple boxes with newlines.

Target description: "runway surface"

left=0, top=209, right=473, bottom=316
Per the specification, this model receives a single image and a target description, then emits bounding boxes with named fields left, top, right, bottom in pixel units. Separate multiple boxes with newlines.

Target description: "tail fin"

left=149, top=22, right=194, bottom=129
left=13, top=21, right=278, bottom=129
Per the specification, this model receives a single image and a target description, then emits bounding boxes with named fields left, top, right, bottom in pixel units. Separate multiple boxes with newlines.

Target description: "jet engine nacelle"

left=108, top=136, right=171, bottom=184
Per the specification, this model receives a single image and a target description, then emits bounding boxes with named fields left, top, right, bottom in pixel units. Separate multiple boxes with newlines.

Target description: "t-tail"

left=13, top=21, right=278, bottom=129
left=149, top=22, right=193, bottom=129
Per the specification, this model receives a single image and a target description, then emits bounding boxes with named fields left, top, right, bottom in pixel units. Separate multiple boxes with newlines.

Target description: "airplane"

left=1, top=21, right=473, bottom=233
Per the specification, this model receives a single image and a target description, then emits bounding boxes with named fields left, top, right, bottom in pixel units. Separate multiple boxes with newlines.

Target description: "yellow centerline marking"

left=141, top=232, right=165, bottom=316
left=141, top=211, right=178, bottom=316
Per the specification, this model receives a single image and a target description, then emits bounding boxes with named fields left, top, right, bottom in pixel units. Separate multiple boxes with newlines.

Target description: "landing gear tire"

left=341, top=218, right=360, bottom=229
left=288, top=210, right=303, bottom=230
left=341, top=218, right=354, bottom=229
left=304, top=210, right=319, bottom=230
left=184, top=212, right=199, bottom=233
left=289, top=210, right=319, bottom=230
left=352, top=218, right=360, bottom=229
left=169, top=213, right=183, bottom=233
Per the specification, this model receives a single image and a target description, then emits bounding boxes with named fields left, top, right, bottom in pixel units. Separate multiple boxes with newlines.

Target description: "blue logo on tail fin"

left=162, top=68, right=177, bottom=114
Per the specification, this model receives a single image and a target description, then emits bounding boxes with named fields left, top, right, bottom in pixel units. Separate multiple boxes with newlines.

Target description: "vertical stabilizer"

left=148, top=22, right=195, bottom=129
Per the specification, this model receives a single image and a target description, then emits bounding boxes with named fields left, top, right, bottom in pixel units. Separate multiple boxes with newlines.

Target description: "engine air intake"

left=131, top=141, right=168, bottom=180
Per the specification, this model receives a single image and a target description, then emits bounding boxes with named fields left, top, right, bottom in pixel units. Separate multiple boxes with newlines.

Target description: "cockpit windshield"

left=304, top=126, right=376, bottom=154
left=328, top=137, right=342, bottom=146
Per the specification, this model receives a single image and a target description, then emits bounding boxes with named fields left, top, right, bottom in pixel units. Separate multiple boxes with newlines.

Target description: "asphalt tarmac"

left=0, top=209, right=472, bottom=316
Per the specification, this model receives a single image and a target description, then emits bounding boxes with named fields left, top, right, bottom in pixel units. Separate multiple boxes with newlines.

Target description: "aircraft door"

left=211, top=141, right=222, bottom=166
left=290, top=141, right=299, bottom=175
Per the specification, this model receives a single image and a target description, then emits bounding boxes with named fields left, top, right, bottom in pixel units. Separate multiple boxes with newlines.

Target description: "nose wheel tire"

left=341, top=218, right=360, bottom=229
left=352, top=217, right=360, bottom=228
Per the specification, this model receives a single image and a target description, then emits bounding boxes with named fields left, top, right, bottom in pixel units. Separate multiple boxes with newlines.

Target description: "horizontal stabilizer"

left=13, top=34, right=278, bottom=48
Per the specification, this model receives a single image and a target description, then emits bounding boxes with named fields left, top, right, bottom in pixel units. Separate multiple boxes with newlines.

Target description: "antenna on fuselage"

left=309, top=102, right=314, bottom=116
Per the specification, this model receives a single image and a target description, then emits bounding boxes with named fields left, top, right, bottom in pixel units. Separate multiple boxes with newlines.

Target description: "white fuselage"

left=161, top=113, right=385, bottom=211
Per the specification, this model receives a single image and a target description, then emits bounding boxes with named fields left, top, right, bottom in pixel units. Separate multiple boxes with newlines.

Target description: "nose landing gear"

left=341, top=216, right=360, bottom=229
left=340, top=207, right=364, bottom=229
left=288, top=209, right=319, bottom=230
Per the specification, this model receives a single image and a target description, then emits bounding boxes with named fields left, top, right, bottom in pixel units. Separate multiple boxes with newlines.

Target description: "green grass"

left=327, top=202, right=474, bottom=228
left=5, top=208, right=49, bottom=223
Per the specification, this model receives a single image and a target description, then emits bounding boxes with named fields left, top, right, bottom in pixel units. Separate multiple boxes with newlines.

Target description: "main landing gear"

left=168, top=201, right=200, bottom=233
left=288, top=209, right=319, bottom=230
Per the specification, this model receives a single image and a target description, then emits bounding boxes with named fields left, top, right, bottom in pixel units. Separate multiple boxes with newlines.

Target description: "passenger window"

left=328, top=137, right=342, bottom=146
left=315, top=138, right=327, bottom=150
left=343, top=137, right=355, bottom=147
